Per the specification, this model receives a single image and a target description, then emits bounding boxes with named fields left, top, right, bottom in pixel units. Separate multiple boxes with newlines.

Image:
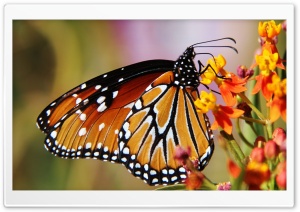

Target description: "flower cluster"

left=229, top=128, right=286, bottom=190
left=168, top=20, right=286, bottom=191
left=252, top=20, right=286, bottom=122
left=194, top=55, right=246, bottom=134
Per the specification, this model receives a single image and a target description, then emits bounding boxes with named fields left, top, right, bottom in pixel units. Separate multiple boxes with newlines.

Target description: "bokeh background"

left=13, top=20, right=285, bottom=190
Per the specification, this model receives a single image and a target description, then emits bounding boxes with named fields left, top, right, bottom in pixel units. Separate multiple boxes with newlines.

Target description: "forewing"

left=36, top=60, right=175, bottom=163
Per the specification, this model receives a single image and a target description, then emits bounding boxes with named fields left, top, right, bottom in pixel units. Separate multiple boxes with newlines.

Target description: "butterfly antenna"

left=190, top=37, right=238, bottom=54
left=190, top=37, right=236, bottom=47
left=194, top=45, right=238, bottom=54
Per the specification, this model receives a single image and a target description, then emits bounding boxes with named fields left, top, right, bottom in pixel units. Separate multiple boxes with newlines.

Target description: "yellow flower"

left=200, top=55, right=227, bottom=85
left=267, top=75, right=286, bottom=98
left=255, top=49, right=278, bottom=73
left=194, top=91, right=216, bottom=113
left=258, top=20, right=281, bottom=39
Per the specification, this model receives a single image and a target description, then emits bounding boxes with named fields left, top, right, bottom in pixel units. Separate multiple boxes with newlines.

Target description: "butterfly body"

left=37, top=46, right=214, bottom=186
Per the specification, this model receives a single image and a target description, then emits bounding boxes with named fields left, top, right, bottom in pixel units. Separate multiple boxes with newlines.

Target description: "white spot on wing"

left=81, top=83, right=86, bottom=89
left=99, top=123, right=105, bottom=131
left=46, top=110, right=51, bottom=116
left=97, top=143, right=102, bottom=149
left=78, top=128, right=87, bottom=136
left=123, top=147, right=129, bottom=154
left=85, top=142, right=92, bottom=149
left=76, top=98, right=82, bottom=104
left=144, top=164, right=149, bottom=171
left=50, top=131, right=57, bottom=139
left=97, top=102, right=107, bottom=112
left=152, top=178, right=158, bottom=184
left=143, top=173, right=148, bottom=180
left=171, top=176, right=178, bottom=182
left=123, top=122, right=131, bottom=139
left=150, top=170, right=156, bottom=175
left=124, top=102, right=134, bottom=109
left=113, top=91, right=118, bottom=98
left=80, top=113, right=86, bottom=121
left=135, top=99, right=142, bottom=110
left=54, top=122, right=61, bottom=128
left=179, top=167, right=186, bottom=173
left=97, top=96, right=106, bottom=104
left=95, top=85, right=101, bottom=90
left=101, top=87, right=108, bottom=92
left=61, top=114, right=67, bottom=120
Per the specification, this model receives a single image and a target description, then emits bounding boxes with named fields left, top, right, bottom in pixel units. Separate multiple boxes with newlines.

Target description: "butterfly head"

left=173, top=46, right=199, bottom=87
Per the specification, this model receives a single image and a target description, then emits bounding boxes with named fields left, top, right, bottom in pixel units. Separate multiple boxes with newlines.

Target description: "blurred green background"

left=13, top=20, right=281, bottom=190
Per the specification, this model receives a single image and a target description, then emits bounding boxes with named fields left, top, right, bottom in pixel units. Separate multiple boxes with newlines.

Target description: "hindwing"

left=118, top=71, right=214, bottom=185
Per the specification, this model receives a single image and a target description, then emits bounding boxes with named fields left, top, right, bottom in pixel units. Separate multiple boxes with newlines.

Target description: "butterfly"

left=36, top=38, right=236, bottom=186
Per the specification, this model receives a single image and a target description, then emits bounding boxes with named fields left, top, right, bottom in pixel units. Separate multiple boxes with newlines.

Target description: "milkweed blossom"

left=201, top=55, right=248, bottom=106
left=194, top=91, right=244, bottom=135
left=252, top=20, right=286, bottom=103
left=267, top=75, right=286, bottom=122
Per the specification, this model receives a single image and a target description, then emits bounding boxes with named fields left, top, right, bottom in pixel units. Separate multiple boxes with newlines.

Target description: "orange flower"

left=244, top=161, right=271, bottom=190
left=185, top=172, right=204, bottom=190
left=210, top=105, right=244, bottom=134
left=217, top=73, right=248, bottom=106
left=267, top=75, right=286, bottom=122
left=194, top=91, right=244, bottom=134
left=201, top=55, right=248, bottom=106
left=252, top=71, right=276, bottom=101
left=227, top=159, right=241, bottom=178
left=258, top=20, right=281, bottom=39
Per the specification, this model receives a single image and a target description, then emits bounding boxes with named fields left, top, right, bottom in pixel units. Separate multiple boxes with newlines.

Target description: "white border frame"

left=3, top=4, right=294, bottom=207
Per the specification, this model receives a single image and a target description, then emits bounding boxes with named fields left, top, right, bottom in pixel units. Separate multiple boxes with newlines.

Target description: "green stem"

left=200, top=176, right=217, bottom=190
left=236, top=118, right=254, bottom=148
left=239, top=116, right=268, bottom=125
left=220, top=131, right=245, bottom=168
left=265, top=106, right=273, bottom=139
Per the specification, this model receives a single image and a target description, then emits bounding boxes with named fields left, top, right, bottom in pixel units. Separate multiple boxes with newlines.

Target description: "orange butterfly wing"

left=37, top=60, right=175, bottom=163
left=118, top=71, right=214, bottom=185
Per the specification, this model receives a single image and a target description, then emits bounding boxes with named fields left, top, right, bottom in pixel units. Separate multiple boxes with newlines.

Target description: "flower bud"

left=272, top=128, right=286, bottom=151
left=282, top=20, right=287, bottom=31
left=275, top=161, right=286, bottom=190
left=264, top=140, right=280, bottom=160
left=250, top=147, right=265, bottom=162
left=236, top=65, right=254, bottom=79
